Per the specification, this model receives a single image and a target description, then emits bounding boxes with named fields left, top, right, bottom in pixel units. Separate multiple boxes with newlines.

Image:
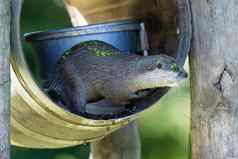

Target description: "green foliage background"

left=12, top=0, right=191, bottom=158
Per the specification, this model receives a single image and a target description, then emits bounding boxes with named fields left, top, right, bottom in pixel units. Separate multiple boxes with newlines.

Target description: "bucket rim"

left=24, top=20, right=141, bottom=42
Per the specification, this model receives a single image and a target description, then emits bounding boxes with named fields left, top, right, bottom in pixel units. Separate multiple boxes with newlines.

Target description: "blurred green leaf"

left=53, top=154, right=78, bottom=159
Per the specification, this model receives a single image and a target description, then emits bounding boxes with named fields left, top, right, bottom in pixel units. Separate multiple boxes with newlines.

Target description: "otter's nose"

left=178, top=71, right=188, bottom=78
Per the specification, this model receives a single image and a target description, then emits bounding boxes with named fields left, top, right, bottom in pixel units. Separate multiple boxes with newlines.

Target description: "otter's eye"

left=157, top=63, right=162, bottom=69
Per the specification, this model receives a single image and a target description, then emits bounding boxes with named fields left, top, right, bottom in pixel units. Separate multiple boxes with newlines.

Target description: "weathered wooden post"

left=90, top=121, right=141, bottom=159
left=0, top=0, right=11, bottom=159
left=190, top=0, right=238, bottom=158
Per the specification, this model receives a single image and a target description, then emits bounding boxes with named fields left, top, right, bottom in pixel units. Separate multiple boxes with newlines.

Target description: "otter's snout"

left=177, top=71, right=188, bottom=78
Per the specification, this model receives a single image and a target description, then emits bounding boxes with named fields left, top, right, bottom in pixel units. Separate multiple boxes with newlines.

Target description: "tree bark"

left=0, top=0, right=11, bottom=159
left=89, top=121, right=141, bottom=159
left=189, top=0, right=238, bottom=159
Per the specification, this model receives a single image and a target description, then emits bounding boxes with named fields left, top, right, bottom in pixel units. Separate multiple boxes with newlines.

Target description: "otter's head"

left=130, top=54, right=188, bottom=90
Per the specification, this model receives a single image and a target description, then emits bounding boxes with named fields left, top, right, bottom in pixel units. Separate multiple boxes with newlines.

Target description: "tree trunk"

left=189, top=0, right=238, bottom=158
left=90, top=121, right=141, bottom=159
left=0, top=0, right=11, bottom=159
